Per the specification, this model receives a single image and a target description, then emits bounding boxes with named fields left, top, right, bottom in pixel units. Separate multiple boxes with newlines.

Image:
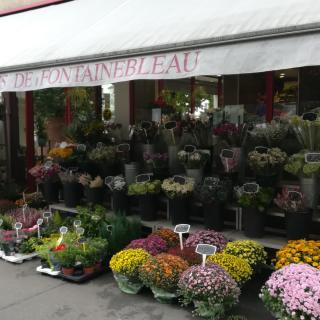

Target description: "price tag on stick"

left=117, top=144, right=130, bottom=153
left=195, top=244, right=217, bottom=267
left=305, top=152, right=320, bottom=163
left=14, top=222, right=23, bottom=239
left=0, top=219, right=3, bottom=227
left=73, top=220, right=81, bottom=229
left=77, top=144, right=86, bottom=152
left=57, top=226, right=68, bottom=246
left=184, top=145, right=196, bottom=153
left=136, top=173, right=153, bottom=183
left=76, top=227, right=85, bottom=238
left=174, top=224, right=190, bottom=250
left=243, top=182, right=260, bottom=194
left=302, top=112, right=317, bottom=121
left=173, top=175, right=186, bottom=185
left=37, top=218, right=43, bottom=238
left=255, top=146, right=269, bottom=154
left=43, top=211, right=52, bottom=223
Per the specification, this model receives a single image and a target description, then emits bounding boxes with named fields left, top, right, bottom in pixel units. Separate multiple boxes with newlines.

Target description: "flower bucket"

left=124, top=162, right=139, bottom=185
left=113, top=272, right=144, bottom=295
left=150, top=286, right=177, bottom=304
left=63, top=182, right=82, bottom=208
left=169, top=198, right=189, bottom=225
left=186, top=168, right=203, bottom=184
left=168, top=145, right=180, bottom=175
left=285, top=210, right=312, bottom=240
left=299, top=176, right=319, bottom=209
left=203, top=202, right=224, bottom=231
left=85, top=187, right=105, bottom=204
left=243, top=207, right=265, bottom=238
left=139, top=195, right=156, bottom=221
left=112, top=190, right=129, bottom=215
left=256, top=174, right=278, bottom=188
left=42, top=181, right=60, bottom=204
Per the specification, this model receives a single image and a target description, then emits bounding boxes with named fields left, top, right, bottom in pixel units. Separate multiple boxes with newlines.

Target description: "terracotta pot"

left=84, top=266, right=95, bottom=274
left=94, top=261, right=102, bottom=271
left=45, top=117, right=65, bottom=147
left=62, top=267, right=74, bottom=276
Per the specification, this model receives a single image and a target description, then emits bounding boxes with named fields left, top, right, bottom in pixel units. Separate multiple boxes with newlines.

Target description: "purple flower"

left=126, top=235, right=167, bottom=255
left=261, top=264, right=320, bottom=318
left=185, top=230, right=228, bottom=252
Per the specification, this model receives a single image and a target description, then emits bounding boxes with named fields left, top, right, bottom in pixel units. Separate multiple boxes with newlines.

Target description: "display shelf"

left=36, top=265, right=60, bottom=277
left=140, top=218, right=287, bottom=249
left=2, top=252, right=38, bottom=264
left=49, top=202, right=79, bottom=214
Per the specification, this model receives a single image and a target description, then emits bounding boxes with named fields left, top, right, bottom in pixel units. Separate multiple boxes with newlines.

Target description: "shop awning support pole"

left=129, top=81, right=135, bottom=125
left=25, top=91, right=35, bottom=191
left=217, top=77, right=223, bottom=108
left=94, top=86, right=102, bottom=119
left=190, top=77, right=195, bottom=113
left=64, top=88, right=72, bottom=125
left=265, top=71, right=274, bottom=122
left=157, top=80, right=164, bottom=97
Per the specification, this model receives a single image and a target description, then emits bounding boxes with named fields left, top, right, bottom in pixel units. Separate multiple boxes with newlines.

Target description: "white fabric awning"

left=1, top=0, right=320, bottom=92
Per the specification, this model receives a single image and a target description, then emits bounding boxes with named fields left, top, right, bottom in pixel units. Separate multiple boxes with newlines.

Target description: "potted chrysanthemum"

left=139, top=253, right=189, bottom=303
left=109, top=248, right=151, bottom=294
left=178, top=264, right=240, bottom=319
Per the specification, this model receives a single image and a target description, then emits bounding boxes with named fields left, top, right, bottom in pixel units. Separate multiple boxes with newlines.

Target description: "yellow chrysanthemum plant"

left=207, top=253, right=253, bottom=286
left=224, top=240, right=267, bottom=270
left=48, top=147, right=74, bottom=159
left=109, top=248, right=151, bottom=294
left=274, top=239, right=320, bottom=270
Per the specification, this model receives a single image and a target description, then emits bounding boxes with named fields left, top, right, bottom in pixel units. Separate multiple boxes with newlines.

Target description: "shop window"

left=273, top=69, right=298, bottom=118
left=299, top=67, right=320, bottom=114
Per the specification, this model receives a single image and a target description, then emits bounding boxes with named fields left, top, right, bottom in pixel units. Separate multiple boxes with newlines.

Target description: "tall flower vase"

left=124, top=162, right=139, bottom=185
left=63, top=182, right=82, bottom=207
left=299, top=176, right=319, bottom=209
left=256, top=174, right=278, bottom=188
left=186, top=168, right=203, bottom=184
left=168, top=145, right=180, bottom=175
left=112, top=191, right=129, bottom=215
left=85, top=187, right=105, bottom=204
left=142, top=144, right=155, bottom=156
left=42, top=181, right=60, bottom=204
left=285, top=210, right=312, bottom=240
left=139, top=195, right=156, bottom=221
left=169, top=198, right=189, bottom=225
left=203, top=202, right=224, bottom=231
left=243, top=207, right=265, bottom=238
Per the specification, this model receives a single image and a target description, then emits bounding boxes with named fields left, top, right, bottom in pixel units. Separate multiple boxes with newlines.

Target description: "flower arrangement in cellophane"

left=48, top=147, right=74, bottom=159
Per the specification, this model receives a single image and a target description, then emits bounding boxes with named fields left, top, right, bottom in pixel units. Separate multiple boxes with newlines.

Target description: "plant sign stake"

left=73, top=220, right=81, bottom=230
left=37, top=218, right=43, bottom=238
left=14, top=222, right=23, bottom=239
left=43, top=211, right=52, bottom=224
left=195, top=244, right=217, bottom=267
left=174, top=224, right=190, bottom=250
left=57, top=226, right=68, bottom=246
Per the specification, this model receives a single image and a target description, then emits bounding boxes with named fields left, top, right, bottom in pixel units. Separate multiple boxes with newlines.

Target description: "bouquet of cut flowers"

left=88, top=145, right=116, bottom=164
left=185, top=230, right=228, bottom=252
left=213, top=122, right=247, bottom=147
left=143, top=152, right=168, bottom=169
left=178, top=264, right=240, bottom=319
left=274, top=187, right=307, bottom=213
left=128, top=180, right=161, bottom=196
left=178, top=150, right=208, bottom=169
left=260, top=264, right=320, bottom=320
left=107, top=176, right=127, bottom=192
left=126, top=235, right=167, bottom=256
left=48, top=146, right=74, bottom=159
left=79, top=174, right=104, bottom=188
left=248, top=148, right=287, bottom=176
left=224, top=240, right=267, bottom=269
left=28, top=162, right=60, bottom=183
left=285, top=151, right=320, bottom=177
left=161, top=177, right=194, bottom=199
left=274, top=239, right=320, bottom=270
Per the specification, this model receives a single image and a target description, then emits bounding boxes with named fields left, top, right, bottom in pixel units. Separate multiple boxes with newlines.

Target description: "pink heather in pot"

left=7, top=208, right=43, bottom=229
left=260, top=263, right=320, bottom=319
left=126, top=235, right=167, bottom=255
left=185, top=230, right=228, bottom=252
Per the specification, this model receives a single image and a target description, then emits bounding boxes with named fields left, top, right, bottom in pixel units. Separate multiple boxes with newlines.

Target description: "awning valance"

left=1, top=0, right=320, bottom=92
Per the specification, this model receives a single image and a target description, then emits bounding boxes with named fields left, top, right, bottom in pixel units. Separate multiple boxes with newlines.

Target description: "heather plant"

left=126, top=235, right=167, bottom=256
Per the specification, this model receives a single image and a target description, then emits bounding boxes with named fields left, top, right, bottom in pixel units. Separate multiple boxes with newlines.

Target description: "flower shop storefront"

left=1, top=1, right=320, bottom=319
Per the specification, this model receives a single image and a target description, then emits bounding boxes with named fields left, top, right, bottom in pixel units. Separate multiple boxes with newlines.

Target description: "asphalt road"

left=0, top=259, right=274, bottom=320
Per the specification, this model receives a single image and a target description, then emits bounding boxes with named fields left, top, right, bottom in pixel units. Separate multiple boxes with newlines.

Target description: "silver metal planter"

left=299, top=176, right=319, bottom=209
